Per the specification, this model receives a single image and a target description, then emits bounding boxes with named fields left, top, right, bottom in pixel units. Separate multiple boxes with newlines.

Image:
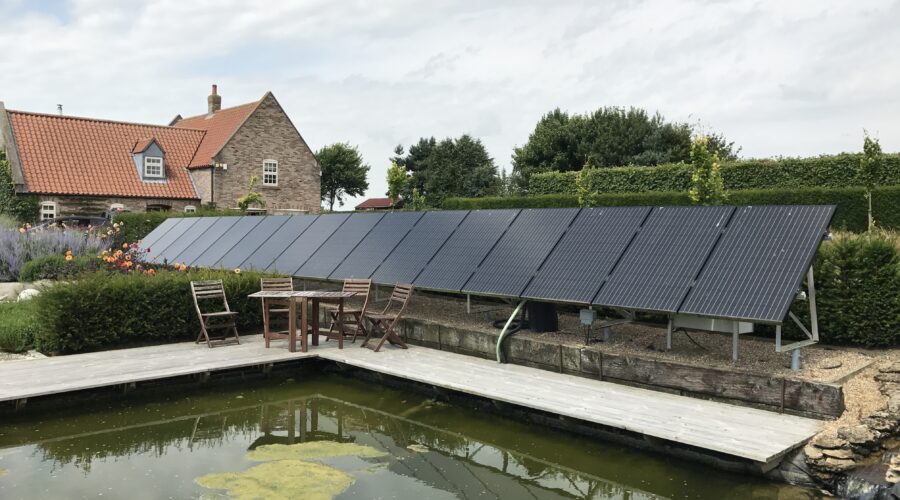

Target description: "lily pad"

left=246, top=442, right=387, bottom=462
left=197, top=460, right=352, bottom=500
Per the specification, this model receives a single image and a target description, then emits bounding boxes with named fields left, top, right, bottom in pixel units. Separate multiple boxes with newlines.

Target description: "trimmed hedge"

left=444, top=185, right=900, bottom=232
left=34, top=269, right=275, bottom=354
left=112, top=209, right=235, bottom=245
left=19, top=255, right=99, bottom=282
left=0, top=300, right=39, bottom=353
left=793, top=231, right=900, bottom=347
left=529, top=153, right=900, bottom=195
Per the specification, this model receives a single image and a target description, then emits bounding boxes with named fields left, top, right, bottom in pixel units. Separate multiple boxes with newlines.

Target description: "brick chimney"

left=207, top=84, right=221, bottom=114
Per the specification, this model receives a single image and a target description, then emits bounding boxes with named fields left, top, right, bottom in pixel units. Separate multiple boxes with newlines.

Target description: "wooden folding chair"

left=260, top=277, right=294, bottom=348
left=191, top=280, right=240, bottom=348
left=327, top=278, right=372, bottom=343
left=361, top=284, right=414, bottom=352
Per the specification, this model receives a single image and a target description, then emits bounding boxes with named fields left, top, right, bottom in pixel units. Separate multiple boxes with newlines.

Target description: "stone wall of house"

left=189, top=167, right=213, bottom=205
left=213, top=93, right=320, bottom=214
left=41, top=195, right=197, bottom=217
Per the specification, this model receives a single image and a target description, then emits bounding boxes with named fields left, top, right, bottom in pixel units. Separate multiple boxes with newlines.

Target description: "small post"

left=775, top=324, right=782, bottom=351
left=791, top=349, right=801, bottom=371
left=466, top=294, right=471, bottom=314
left=666, top=317, right=673, bottom=350
left=732, top=322, right=739, bottom=362
left=602, top=326, right=610, bottom=342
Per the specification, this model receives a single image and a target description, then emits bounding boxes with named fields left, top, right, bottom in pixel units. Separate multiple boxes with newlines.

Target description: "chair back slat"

left=380, top=283, right=414, bottom=315
left=261, top=277, right=294, bottom=292
left=342, top=278, right=372, bottom=313
left=191, top=280, right=231, bottom=313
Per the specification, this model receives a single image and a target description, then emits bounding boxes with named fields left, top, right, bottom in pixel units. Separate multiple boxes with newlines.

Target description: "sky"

left=1, top=0, right=898, bottom=209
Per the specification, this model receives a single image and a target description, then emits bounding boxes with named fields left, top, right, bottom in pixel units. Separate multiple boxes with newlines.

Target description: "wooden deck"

left=0, top=335, right=821, bottom=464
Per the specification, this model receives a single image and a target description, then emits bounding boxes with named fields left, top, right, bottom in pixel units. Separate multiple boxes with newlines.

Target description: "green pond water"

left=0, top=374, right=822, bottom=499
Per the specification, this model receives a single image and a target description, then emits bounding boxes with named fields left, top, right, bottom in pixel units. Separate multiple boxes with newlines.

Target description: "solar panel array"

left=138, top=205, right=834, bottom=324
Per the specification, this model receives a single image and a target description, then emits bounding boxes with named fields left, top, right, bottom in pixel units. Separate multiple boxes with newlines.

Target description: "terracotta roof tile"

left=8, top=111, right=203, bottom=199
left=131, top=137, right=157, bottom=154
left=355, top=197, right=401, bottom=209
left=174, top=100, right=259, bottom=167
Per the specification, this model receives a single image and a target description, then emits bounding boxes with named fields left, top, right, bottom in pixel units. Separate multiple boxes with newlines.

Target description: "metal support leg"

left=666, top=317, right=673, bottom=350
left=791, top=349, right=801, bottom=371
left=732, top=322, right=739, bottom=362
left=467, top=294, right=471, bottom=314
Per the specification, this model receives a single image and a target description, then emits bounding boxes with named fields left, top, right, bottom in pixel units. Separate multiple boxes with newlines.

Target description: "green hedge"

left=444, top=185, right=900, bottom=232
left=19, top=255, right=100, bottom=282
left=112, top=209, right=235, bottom=245
left=34, top=269, right=275, bottom=354
left=794, top=231, right=900, bottom=347
left=0, top=300, right=39, bottom=353
left=529, top=153, right=900, bottom=195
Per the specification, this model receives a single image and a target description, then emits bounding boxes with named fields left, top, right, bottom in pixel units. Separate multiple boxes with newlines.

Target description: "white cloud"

left=1, top=0, right=899, bottom=207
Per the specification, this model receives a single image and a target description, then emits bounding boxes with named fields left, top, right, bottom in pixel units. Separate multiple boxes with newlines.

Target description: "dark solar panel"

left=145, top=217, right=202, bottom=262
left=173, top=217, right=241, bottom=266
left=217, top=216, right=292, bottom=270
left=678, top=205, right=834, bottom=323
left=157, top=217, right=221, bottom=264
left=463, top=208, right=580, bottom=297
left=522, top=207, right=651, bottom=303
left=242, top=215, right=318, bottom=271
left=268, top=214, right=349, bottom=274
left=295, top=213, right=385, bottom=278
left=190, top=216, right=263, bottom=268
left=371, top=210, right=468, bottom=285
left=329, top=212, right=424, bottom=280
left=136, top=217, right=179, bottom=254
left=415, top=210, right=519, bottom=292
left=592, top=206, right=735, bottom=313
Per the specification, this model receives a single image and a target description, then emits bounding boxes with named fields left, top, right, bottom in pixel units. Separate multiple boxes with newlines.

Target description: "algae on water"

left=196, top=460, right=353, bottom=500
left=246, top=442, right=387, bottom=462
left=0, top=468, right=7, bottom=477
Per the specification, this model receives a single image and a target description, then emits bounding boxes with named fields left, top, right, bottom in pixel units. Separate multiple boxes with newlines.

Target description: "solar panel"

left=678, top=205, right=835, bottom=323
left=217, top=216, right=292, bottom=270
left=136, top=217, right=179, bottom=254
left=173, top=217, right=241, bottom=266
left=463, top=208, right=580, bottom=297
left=415, top=210, right=519, bottom=292
left=295, top=213, right=385, bottom=278
left=592, top=206, right=735, bottom=313
left=241, top=215, right=318, bottom=271
left=371, top=210, right=468, bottom=285
left=268, top=213, right=349, bottom=274
left=522, top=207, right=651, bottom=303
left=156, top=217, right=222, bottom=264
left=144, top=217, right=201, bottom=262
left=329, top=212, right=424, bottom=280
left=190, top=216, right=263, bottom=268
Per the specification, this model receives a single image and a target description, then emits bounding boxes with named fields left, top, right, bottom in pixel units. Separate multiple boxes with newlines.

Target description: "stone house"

left=0, top=86, right=320, bottom=220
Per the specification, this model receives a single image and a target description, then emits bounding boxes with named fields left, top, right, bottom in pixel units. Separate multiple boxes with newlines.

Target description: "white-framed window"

left=184, top=205, right=197, bottom=213
left=109, top=203, right=126, bottom=212
left=262, top=159, right=278, bottom=186
left=143, top=156, right=164, bottom=178
left=40, top=201, right=57, bottom=221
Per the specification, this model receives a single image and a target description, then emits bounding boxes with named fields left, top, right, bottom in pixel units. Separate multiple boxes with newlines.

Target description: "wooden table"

left=248, top=290, right=355, bottom=353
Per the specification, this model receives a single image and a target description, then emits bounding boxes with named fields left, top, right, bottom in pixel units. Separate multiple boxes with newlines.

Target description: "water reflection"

left=0, top=376, right=819, bottom=499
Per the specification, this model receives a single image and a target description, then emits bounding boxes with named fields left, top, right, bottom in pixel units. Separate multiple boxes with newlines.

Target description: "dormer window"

left=144, top=156, right=164, bottom=178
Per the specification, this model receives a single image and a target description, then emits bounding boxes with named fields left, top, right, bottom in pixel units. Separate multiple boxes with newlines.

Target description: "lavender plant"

left=0, top=228, right=109, bottom=281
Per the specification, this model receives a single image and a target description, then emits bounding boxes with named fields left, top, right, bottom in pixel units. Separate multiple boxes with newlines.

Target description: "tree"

left=688, top=136, right=727, bottom=206
left=237, top=176, right=266, bottom=211
left=511, top=106, right=738, bottom=189
left=318, top=143, right=370, bottom=211
left=386, top=162, right=407, bottom=208
left=393, top=134, right=499, bottom=206
left=858, top=132, right=884, bottom=231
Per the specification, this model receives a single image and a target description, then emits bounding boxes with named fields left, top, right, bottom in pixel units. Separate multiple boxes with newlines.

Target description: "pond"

left=0, top=373, right=821, bottom=499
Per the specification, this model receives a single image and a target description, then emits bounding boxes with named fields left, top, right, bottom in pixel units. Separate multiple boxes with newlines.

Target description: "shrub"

left=113, top=209, right=236, bottom=245
left=34, top=269, right=276, bottom=354
left=0, top=300, right=40, bottom=353
left=528, top=153, right=900, bottom=195
left=0, top=151, right=39, bottom=223
left=19, top=255, right=99, bottom=282
left=0, top=228, right=109, bottom=281
left=795, top=231, right=900, bottom=347
left=444, top=185, right=900, bottom=232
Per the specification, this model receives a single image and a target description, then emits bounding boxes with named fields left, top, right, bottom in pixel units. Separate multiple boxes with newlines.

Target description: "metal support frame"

left=775, top=266, right=819, bottom=370
left=666, top=317, right=673, bottom=350
left=466, top=294, right=471, bottom=314
left=496, top=300, right=527, bottom=363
